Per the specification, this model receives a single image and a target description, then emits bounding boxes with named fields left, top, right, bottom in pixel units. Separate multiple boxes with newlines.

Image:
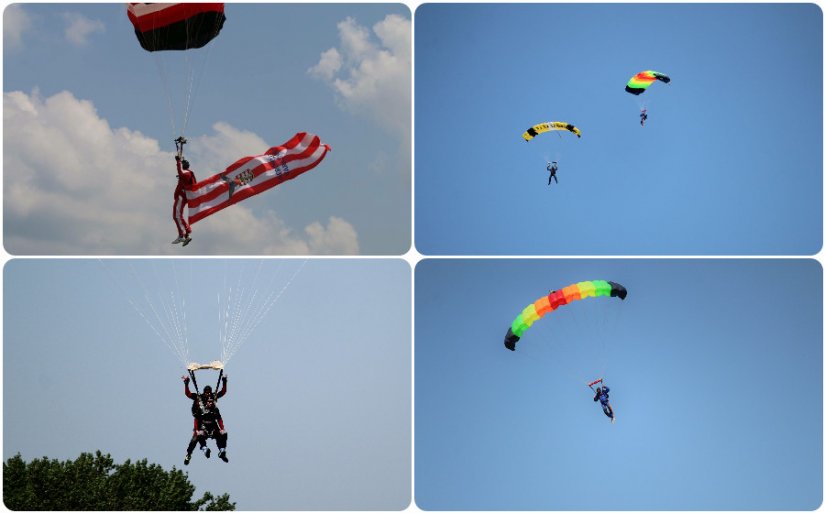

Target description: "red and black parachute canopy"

left=127, top=3, right=225, bottom=52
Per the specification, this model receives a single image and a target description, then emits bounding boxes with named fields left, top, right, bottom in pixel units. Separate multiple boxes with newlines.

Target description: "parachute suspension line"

left=222, top=263, right=252, bottom=362
left=146, top=261, right=191, bottom=365
left=130, top=261, right=187, bottom=365
left=179, top=13, right=221, bottom=138
left=222, top=260, right=307, bottom=365
left=222, top=264, right=280, bottom=362
left=221, top=261, right=267, bottom=364
left=98, top=260, right=188, bottom=367
left=217, top=260, right=249, bottom=365
left=152, top=56, right=180, bottom=141
left=181, top=31, right=217, bottom=138
left=221, top=260, right=266, bottom=363
left=169, top=259, right=194, bottom=364
left=217, top=261, right=229, bottom=364
left=180, top=45, right=196, bottom=138
left=149, top=261, right=189, bottom=364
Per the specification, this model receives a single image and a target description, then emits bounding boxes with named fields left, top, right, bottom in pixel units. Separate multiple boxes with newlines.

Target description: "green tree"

left=3, top=451, right=234, bottom=511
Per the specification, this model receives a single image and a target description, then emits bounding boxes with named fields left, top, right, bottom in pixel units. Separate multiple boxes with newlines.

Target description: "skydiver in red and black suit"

left=184, top=397, right=229, bottom=464
left=173, top=137, right=196, bottom=247
left=183, top=375, right=228, bottom=464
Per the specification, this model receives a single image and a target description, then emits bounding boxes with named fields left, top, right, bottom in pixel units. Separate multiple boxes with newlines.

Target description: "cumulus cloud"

left=63, top=12, right=105, bottom=46
left=4, top=4, right=33, bottom=49
left=309, top=14, right=411, bottom=140
left=3, top=90, right=359, bottom=255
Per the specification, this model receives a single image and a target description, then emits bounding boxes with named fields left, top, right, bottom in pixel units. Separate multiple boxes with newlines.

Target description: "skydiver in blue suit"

left=590, top=381, right=615, bottom=423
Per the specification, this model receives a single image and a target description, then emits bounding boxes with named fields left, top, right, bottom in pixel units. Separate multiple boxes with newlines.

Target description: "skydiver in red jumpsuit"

left=173, top=137, right=196, bottom=246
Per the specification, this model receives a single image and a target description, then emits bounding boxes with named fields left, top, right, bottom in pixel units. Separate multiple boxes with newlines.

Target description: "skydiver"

left=184, top=397, right=229, bottom=464
left=183, top=375, right=229, bottom=464
left=183, top=374, right=227, bottom=417
left=173, top=137, right=196, bottom=247
left=547, top=161, right=558, bottom=186
left=590, top=381, right=615, bottom=423
left=640, top=108, right=648, bottom=127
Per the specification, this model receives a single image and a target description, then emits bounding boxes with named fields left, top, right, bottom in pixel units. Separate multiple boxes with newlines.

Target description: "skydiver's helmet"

left=181, top=159, right=190, bottom=170
left=596, top=387, right=602, bottom=395
left=203, top=385, right=213, bottom=395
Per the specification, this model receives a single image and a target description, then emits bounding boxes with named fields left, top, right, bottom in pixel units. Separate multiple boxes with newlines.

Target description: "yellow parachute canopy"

left=523, top=121, right=582, bottom=141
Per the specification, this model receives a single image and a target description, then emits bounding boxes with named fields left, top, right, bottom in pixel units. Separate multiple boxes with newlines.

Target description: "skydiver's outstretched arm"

left=183, top=376, right=195, bottom=399
left=216, top=375, right=227, bottom=399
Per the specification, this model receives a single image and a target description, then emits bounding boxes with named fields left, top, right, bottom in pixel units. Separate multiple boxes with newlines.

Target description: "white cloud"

left=309, top=15, right=411, bottom=140
left=63, top=12, right=105, bottom=46
left=310, top=48, right=342, bottom=82
left=3, top=90, right=360, bottom=255
left=4, top=4, right=33, bottom=49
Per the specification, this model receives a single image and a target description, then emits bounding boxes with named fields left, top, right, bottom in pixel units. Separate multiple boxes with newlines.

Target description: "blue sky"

left=4, top=259, right=411, bottom=510
left=415, top=3, right=823, bottom=255
left=415, top=258, right=822, bottom=510
left=4, top=3, right=411, bottom=255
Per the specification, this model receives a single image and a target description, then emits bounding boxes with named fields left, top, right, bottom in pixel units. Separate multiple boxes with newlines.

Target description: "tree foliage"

left=3, top=451, right=234, bottom=511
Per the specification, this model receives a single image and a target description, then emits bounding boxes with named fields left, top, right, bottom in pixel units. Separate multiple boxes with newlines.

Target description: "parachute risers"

left=187, top=361, right=225, bottom=408
left=503, top=280, right=627, bottom=351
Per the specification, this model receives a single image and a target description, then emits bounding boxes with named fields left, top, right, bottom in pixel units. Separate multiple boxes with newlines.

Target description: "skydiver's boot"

left=184, top=453, right=192, bottom=465
left=219, top=450, right=228, bottom=463
left=182, top=235, right=192, bottom=247
left=172, top=237, right=185, bottom=244
left=202, top=446, right=211, bottom=459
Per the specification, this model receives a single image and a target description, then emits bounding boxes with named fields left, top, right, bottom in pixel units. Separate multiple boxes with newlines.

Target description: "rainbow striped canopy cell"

left=522, top=121, right=582, bottom=141
left=625, top=70, right=671, bottom=95
left=504, top=280, right=627, bottom=351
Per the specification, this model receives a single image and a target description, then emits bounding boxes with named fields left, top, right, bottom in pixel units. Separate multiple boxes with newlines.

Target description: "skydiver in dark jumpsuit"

left=547, top=161, right=558, bottom=186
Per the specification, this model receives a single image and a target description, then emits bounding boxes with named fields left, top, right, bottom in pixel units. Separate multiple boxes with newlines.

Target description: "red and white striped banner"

left=186, top=132, right=331, bottom=224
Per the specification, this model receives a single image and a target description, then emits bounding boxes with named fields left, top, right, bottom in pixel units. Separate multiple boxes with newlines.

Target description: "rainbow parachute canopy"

left=625, top=70, right=671, bottom=95
left=522, top=122, right=582, bottom=141
left=504, top=280, right=627, bottom=351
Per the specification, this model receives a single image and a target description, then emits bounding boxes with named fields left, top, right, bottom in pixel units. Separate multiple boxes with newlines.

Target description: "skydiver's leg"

left=216, top=432, right=229, bottom=462
left=186, top=433, right=199, bottom=455
left=215, top=431, right=228, bottom=451
left=173, top=196, right=187, bottom=238
left=602, top=404, right=613, bottom=419
left=181, top=201, right=192, bottom=236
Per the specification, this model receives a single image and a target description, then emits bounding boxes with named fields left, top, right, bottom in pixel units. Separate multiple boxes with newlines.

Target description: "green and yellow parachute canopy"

left=625, top=70, right=671, bottom=95
left=522, top=121, right=582, bottom=141
left=504, top=280, right=627, bottom=351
